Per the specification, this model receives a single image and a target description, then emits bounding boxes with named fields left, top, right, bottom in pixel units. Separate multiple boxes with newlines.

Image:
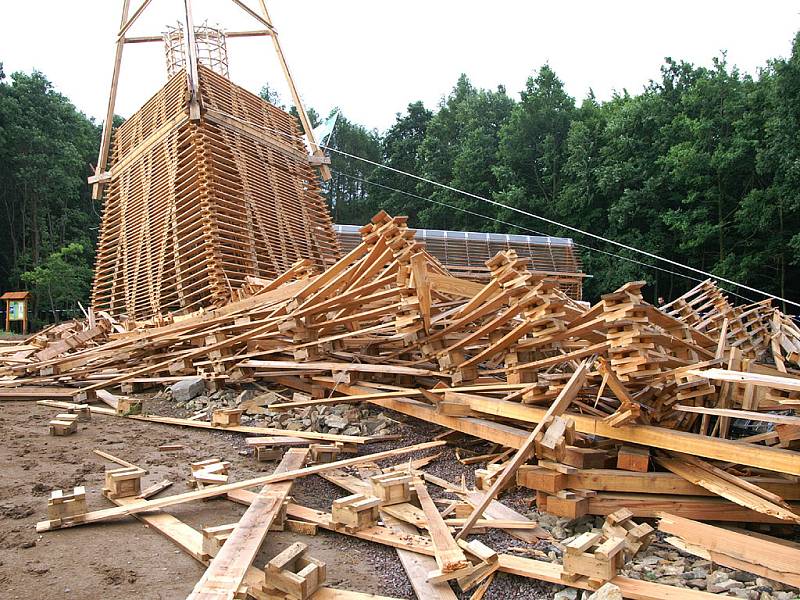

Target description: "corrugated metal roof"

left=334, top=224, right=574, bottom=247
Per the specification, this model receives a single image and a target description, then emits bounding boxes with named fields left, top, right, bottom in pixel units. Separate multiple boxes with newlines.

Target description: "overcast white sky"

left=1, top=1, right=799, bottom=132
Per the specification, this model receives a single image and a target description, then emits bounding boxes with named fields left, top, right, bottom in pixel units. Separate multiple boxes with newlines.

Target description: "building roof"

left=0, top=291, right=31, bottom=300
left=334, top=224, right=585, bottom=300
left=334, top=224, right=582, bottom=273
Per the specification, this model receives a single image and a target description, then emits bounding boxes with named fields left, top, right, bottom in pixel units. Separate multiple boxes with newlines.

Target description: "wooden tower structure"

left=89, top=1, right=340, bottom=320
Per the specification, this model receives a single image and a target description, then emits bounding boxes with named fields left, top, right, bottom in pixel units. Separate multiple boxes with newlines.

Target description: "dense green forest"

left=2, top=33, right=800, bottom=325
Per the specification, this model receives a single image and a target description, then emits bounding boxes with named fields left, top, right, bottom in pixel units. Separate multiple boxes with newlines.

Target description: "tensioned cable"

left=330, top=169, right=760, bottom=304
left=234, top=114, right=793, bottom=307
left=321, top=144, right=799, bottom=309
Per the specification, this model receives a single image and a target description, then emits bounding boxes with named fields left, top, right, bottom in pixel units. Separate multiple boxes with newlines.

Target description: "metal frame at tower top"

left=89, top=0, right=331, bottom=201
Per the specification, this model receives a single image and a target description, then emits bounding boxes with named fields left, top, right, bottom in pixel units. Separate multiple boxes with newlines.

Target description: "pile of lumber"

left=5, top=211, right=800, bottom=599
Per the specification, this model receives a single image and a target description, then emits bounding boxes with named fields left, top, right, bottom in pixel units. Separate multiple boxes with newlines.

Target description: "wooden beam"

left=532, top=468, right=800, bottom=500
left=412, top=479, right=470, bottom=573
left=689, top=368, right=800, bottom=392
left=36, top=401, right=371, bottom=444
left=449, top=390, right=800, bottom=476
left=581, top=493, right=800, bottom=523
left=187, top=448, right=309, bottom=599
left=36, top=441, right=444, bottom=532
left=674, top=404, right=800, bottom=426
left=182, top=0, right=201, bottom=120
left=498, top=554, right=723, bottom=600
left=656, top=454, right=800, bottom=523
left=659, top=513, right=800, bottom=588
left=91, top=0, right=131, bottom=199
left=455, top=361, right=588, bottom=539
left=255, top=0, right=331, bottom=179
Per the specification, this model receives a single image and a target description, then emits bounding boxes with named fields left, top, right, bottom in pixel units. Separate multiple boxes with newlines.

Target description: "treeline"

left=2, top=34, right=800, bottom=327
left=0, top=65, right=100, bottom=325
left=322, top=34, right=800, bottom=305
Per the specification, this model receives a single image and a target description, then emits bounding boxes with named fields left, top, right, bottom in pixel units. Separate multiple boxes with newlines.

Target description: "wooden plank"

left=36, top=441, right=444, bottom=532
left=547, top=468, right=800, bottom=500
left=455, top=361, right=588, bottom=539
left=655, top=455, right=800, bottom=523
left=689, top=368, right=800, bottom=392
left=463, top=492, right=547, bottom=542
left=318, top=469, right=458, bottom=600
left=659, top=513, right=800, bottom=588
left=583, top=493, right=800, bottom=523
left=93, top=448, right=149, bottom=474
left=497, top=554, right=723, bottom=600
left=412, top=479, right=470, bottom=572
left=187, top=448, right=310, bottom=599
left=444, top=391, right=800, bottom=476
left=674, top=404, right=800, bottom=426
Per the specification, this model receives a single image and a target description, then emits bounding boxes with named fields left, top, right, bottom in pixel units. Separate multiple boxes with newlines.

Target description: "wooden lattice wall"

left=92, top=66, right=340, bottom=319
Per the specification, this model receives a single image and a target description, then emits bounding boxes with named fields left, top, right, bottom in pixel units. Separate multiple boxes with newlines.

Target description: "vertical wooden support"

left=182, top=0, right=202, bottom=121
left=91, top=0, right=131, bottom=200
left=255, top=0, right=331, bottom=180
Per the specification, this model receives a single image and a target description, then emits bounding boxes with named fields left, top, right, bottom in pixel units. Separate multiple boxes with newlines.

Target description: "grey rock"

left=324, top=415, right=349, bottom=430
left=586, top=583, right=623, bottom=600
left=235, top=389, right=255, bottom=405
left=553, top=589, right=578, bottom=600
left=734, top=572, right=759, bottom=583
left=709, top=579, right=744, bottom=593
left=342, top=426, right=360, bottom=436
left=171, top=377, right=205, bottom=403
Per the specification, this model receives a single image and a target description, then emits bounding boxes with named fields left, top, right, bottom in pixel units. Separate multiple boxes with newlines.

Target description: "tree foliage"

left=0, top=68, right=100, bottom=323
left=21, top=242, right=93, bottom=323
left=5, top=33, right=800, bottom=324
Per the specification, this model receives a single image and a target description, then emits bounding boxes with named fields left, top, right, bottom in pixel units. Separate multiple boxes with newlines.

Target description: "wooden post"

left=255, top=0, right=331, bottom=180
left=91, top=0, right=131, bottom=200
left=182, top=0, right=202, bottom=121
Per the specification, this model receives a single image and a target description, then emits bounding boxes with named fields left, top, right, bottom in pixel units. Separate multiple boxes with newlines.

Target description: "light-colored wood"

left=36, top=441, right=443, bottom=532
left=674, top=404, right=800, bottom=426
left=659, top=512, right=800, bottom=588
left=656, top=454, right=800, bottom=523
left=455, top=361, right=588, bottom=539
left=188, top=448, right=309, bottom=599
left=412, top=479, right=470, bottom=573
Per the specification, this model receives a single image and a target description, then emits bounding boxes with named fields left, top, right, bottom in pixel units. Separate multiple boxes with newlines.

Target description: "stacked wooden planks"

left=91, top=65, right=340, bottom=320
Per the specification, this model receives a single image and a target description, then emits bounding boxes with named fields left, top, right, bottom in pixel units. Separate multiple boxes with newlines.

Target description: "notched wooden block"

left=264, top=542, right=326, bottom=600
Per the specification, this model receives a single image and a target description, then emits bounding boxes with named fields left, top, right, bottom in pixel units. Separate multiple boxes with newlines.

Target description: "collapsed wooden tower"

left=92, top=65, right=339, bottom=318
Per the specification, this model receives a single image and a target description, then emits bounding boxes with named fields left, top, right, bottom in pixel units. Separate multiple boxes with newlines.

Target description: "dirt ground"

left=0, top=399, right=554, bottom=600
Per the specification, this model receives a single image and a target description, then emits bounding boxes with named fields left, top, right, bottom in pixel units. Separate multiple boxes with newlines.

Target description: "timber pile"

left=4, top=211, right=800, bottom=599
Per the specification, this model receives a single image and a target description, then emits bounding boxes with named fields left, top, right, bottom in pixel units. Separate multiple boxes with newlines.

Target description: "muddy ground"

left=0, top=399, right=555, bottom=600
